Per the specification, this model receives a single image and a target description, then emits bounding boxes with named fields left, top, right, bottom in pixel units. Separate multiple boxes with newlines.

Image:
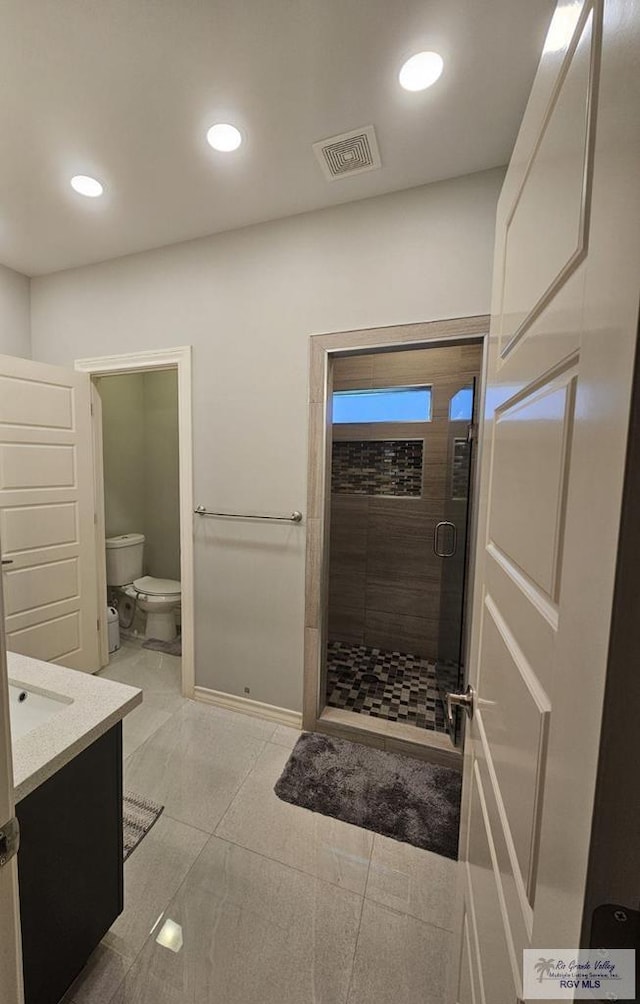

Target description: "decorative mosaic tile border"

left=331, top=439, right=423, bottom=497
left=451, top=438, right=471, bottom=499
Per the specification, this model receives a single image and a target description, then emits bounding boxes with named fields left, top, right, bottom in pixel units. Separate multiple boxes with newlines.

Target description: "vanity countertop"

left=9, top=652, right=142, bottom=802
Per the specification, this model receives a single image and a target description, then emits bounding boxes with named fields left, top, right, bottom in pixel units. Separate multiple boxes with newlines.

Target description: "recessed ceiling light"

left=398, top=51, right=444, bottom=92
left=70, top=175, right=104, bottom=198
left=206, top=123, right=243, bottom=152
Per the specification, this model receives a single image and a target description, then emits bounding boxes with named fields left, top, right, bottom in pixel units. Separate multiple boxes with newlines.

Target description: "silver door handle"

left=446, top=685, right=475, bottom=726
left=434, top=521, right=457, bottom=557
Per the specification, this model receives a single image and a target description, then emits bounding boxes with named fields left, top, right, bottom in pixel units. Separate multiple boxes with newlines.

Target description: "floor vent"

left=312, top=125, right=381, bottom=181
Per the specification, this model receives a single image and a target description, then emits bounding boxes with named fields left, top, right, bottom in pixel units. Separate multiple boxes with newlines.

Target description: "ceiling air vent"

left=313, top=125, right=381, bottom=182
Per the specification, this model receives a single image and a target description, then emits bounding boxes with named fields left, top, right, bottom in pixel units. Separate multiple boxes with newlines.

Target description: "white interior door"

left=457, top=0, right=640, bottom=1001
left=0, top=575, right=24, bottom=1003
left=0, top=354, right=99, bottom=673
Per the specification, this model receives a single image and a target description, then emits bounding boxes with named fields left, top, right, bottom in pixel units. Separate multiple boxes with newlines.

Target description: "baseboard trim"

left=193, top=686, right=303, bottom=729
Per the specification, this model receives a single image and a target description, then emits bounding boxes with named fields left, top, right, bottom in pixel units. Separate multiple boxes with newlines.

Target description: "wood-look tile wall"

left=328, top=342, right=482, bottom=660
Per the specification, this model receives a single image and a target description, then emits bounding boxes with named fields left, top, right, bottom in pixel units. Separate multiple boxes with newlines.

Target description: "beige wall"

left=0, top=263, right=30, bottom=358
left=98, top=370, right=180, bottom=581
left=330, top=342, right=483, bottom=661
left=143, top=370, right=180, bottom=580
left=29, top=168, right=503, bottom=711
left=98, top=373, right=146, bottom=540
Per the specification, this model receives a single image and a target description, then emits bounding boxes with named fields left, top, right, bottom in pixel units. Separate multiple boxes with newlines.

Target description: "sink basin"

left=8, top=682, right=71, bottom=740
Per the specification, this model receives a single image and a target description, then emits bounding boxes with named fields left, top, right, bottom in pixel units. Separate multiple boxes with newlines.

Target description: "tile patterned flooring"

left=326, top=640, right=448, bottom=733
left=63, top=639, right=459, bottom=1004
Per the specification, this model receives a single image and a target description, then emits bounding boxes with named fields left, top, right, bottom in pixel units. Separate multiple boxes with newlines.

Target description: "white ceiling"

left=1, top=0, right=555, bottom=276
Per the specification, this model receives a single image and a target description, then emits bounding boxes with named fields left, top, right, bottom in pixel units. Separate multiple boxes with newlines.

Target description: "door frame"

left=303, top=315, right=489, bottom=767
left=75, top=347, right=195, bottom=698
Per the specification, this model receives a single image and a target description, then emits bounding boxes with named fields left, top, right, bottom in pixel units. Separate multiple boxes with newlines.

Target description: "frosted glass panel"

left=449, top=387, right=474, bottom=421
left=333, top=387, right=431, bottom=424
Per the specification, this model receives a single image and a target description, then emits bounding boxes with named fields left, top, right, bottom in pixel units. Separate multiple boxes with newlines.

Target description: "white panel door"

left=0, top=569, right=23, bottom=1003
left=457, top=1, right=640, bottom=1001
left=0, top=355, right=99, bottom=673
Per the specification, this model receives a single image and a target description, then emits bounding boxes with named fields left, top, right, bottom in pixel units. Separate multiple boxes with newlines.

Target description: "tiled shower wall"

left=328, top=341, right=482, bottom=661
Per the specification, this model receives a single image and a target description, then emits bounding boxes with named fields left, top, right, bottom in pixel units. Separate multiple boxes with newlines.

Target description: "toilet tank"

left=105, top=533, right=145, bottom=586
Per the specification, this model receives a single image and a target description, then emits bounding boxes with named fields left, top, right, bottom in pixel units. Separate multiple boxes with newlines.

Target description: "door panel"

left=0, top=445, right=75, bottom=490
left=1, top=503, right=77, bottom=551
left=0, top=376, right=73, bottom=428
left=459, top=0, right=640, bottom=999
left=3, top=559, right=78, bottom=617
left=500, top=6, right=597, bottom=356
left=477, top=597, right=551, bottom=895
left=488, top=370, right=576, bottom=598
left=0, top=355, right=99, bottom=673
left=467, top=763, right=522, bottom=1001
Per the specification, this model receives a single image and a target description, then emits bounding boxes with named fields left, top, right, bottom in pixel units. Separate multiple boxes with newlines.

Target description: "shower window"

left=332, top=386, right=431, bottom=424
left=448, top=386, right=474, bottom=421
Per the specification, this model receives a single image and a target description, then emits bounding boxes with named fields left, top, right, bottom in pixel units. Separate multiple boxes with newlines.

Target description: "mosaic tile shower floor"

left=326, top=640, right=448, bottom=733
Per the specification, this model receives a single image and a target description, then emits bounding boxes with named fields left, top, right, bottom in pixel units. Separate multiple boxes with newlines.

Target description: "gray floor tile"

left=103, top=814, right=209, bottom=959
left=101, top=641, right=186, bottom=757
left=216, top=742, right=373, bottom=893
left=347, top=900, right=453, bottom=1004
left=183, top=699, right=278, bottom=742
left=124, top=704, right=267, bottom=832
left=366, top=833, right=460, bottom=930
left=122, top=702, right=175, bottom=759
left=66, top=943, right=132, bottom=1004
left=110, top=837, right=362, bottom=1004
left=270, top=723, right=302, bottom=749
left=100, top=645, right=184, bottom=714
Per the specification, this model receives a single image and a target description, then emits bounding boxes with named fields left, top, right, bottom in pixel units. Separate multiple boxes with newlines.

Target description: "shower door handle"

left=433, top=521, right=457, bottom=557
left=446, top=685, right=475, bottom=727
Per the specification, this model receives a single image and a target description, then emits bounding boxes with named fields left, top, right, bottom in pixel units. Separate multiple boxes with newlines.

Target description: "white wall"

left=0, top=263, right=30, bottom=358
left=98, top=370, right=180, bottom=581
left=30, top=167, right=503, bottom=712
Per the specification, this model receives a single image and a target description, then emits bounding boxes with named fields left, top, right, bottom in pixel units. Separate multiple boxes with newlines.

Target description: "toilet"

left=105, top=533, right=181, bottom=642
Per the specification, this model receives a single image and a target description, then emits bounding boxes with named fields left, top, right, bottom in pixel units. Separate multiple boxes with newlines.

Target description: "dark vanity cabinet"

left=16, top=723, right=124, bottom=1004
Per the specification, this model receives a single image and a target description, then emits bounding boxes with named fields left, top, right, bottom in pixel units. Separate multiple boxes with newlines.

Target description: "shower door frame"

left=303, top=316, right=489, bottom=767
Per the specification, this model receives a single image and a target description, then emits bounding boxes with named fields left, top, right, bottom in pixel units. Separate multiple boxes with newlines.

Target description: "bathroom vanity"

left=8, top=653, right=141, bottom=1004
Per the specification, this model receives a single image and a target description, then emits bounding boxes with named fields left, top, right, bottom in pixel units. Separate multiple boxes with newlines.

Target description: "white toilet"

left=105, top=533, right=181, bottom=642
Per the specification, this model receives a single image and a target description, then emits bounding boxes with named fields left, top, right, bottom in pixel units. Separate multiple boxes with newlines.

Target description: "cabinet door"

left=0, top=549, right=24, bottom=1004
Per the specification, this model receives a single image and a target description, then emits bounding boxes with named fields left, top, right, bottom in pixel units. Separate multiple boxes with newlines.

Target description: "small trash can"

left=107, top=606, right=120, bottom=654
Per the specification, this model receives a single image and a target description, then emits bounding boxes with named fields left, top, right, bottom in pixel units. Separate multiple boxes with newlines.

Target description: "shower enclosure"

left=324, top=341, right=481, bottom=742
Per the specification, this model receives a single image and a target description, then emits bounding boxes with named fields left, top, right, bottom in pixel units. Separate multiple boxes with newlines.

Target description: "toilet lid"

left=133, top=576, right=181, bottom=597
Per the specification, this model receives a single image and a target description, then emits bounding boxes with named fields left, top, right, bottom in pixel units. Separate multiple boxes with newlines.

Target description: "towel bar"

left=194, top=505, right=303, bottom=523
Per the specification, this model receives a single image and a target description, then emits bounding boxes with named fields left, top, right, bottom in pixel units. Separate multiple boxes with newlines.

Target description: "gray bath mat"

left=142, top=635, right=182, bottom=656
left=123, top=791, right=164, bottom=861
left=274, top=732, right=462, bottom=859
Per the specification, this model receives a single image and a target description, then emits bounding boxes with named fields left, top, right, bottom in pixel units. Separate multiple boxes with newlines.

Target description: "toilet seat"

left=133, top=575, right=181, bottom=600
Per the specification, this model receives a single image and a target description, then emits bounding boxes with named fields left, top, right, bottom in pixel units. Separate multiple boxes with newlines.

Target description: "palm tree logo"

left=534, top=958, right=556, bottom=983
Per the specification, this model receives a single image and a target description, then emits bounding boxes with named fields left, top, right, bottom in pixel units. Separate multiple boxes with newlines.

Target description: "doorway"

left=74, top=347, right=194, bottom=699
left=303, top=316, right=488, bottom=765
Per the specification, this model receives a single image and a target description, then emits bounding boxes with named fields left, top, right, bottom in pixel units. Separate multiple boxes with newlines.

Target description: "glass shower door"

left=435, top=379, right=477, bottom=742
